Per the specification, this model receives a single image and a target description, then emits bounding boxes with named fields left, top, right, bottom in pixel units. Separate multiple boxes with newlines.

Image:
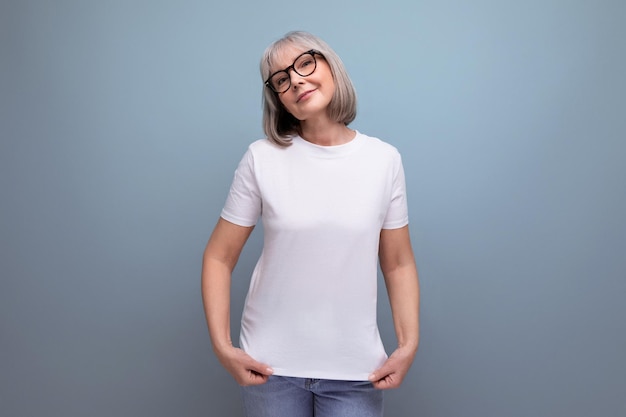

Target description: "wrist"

left=398, top=339, right=419, bottom=354
left=211, top=337, right=234, bottom=355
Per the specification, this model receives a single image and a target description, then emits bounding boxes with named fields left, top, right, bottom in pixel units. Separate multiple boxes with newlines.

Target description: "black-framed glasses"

left=264, top=49, right=323, bottom=94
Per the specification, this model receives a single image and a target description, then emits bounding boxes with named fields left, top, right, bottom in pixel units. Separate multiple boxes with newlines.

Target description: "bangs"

left=263, top=38, right=318, bottom=79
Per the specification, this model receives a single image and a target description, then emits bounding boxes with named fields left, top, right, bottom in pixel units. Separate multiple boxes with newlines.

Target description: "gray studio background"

left=1, top=0, right=625, bottom=416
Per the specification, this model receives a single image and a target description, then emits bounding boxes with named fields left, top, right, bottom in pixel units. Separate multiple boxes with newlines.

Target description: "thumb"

left=246, top=357, right=274, bottom=376
left=368, top=361, right=393, bottom=383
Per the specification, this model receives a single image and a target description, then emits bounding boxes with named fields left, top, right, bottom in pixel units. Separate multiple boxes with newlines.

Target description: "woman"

left=202, top=31, right=419, bottom=417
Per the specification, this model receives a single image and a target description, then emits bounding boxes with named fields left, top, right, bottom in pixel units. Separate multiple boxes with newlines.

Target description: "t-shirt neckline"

left=293, top=131, right=364, bottom=158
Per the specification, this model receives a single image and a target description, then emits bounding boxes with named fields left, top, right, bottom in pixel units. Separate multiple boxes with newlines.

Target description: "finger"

left=368, top=362, right=394, bottom=384
left=369, top=361, right=403, bottom=390
left=242, top=369, right=272, bottom=386
left=370, top=373, right=400, bottom=390
left=246, top=359, right=274, bottom=377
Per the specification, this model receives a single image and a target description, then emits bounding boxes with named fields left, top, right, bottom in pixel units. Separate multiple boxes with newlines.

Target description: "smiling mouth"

left=297, top=89, right=316, bottom=102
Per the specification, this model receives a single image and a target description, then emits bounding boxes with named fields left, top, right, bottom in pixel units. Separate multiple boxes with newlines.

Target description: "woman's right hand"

left=216, top=345, right=274, bottom=386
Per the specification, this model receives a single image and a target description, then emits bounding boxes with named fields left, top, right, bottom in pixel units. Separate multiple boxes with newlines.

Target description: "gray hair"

left=260, top=31, right=357, bottom=147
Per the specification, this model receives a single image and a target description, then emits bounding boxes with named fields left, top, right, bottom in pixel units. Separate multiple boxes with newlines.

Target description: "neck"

left=299, top=118, right=355, bottom=146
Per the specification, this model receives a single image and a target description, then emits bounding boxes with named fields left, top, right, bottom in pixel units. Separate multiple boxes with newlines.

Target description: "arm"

left=201, top=217, right=273, bottom=385
left=369, top=225, right=420, bottom=389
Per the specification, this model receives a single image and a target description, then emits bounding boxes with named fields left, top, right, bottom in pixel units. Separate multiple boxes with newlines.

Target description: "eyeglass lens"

left=268, top=52, right=317, bottom=93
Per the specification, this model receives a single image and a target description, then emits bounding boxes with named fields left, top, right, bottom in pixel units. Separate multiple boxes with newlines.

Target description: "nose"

left=288, top=68, right=304, bottom=88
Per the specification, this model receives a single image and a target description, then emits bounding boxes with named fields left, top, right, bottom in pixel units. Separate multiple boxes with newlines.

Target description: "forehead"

left=269, top=43, right=309, bottom=72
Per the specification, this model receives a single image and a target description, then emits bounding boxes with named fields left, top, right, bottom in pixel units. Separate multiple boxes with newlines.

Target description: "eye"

left=274, top=74, right=289, bottom=86
left=297, top=58, right=314, bottom=70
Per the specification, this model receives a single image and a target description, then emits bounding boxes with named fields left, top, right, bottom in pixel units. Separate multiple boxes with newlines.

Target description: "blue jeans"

left=241, top=376, right=383, bottom=417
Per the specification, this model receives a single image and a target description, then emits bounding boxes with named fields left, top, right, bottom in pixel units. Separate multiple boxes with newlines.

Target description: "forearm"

left=201, top=253, right=274, bottom=385
left=201, top=255, right=234, bottom=355
left=201, top=218, right=254, bottom=355
left=370, top=249, right=420, bottom=389
left=384, top=263, right=420, bottom=352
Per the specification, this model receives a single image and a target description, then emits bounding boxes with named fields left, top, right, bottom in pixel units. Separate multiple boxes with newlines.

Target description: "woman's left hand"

left=368, top=345, right=417, bottom=390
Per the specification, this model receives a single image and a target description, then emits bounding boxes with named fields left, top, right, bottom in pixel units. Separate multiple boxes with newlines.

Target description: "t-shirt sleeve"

left=382, top=152, right=409, bottom=229
left=220, top=148, right=261, bottom=227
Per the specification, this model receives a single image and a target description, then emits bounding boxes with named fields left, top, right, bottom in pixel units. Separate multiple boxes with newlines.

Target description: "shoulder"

left=243, top=138, right=291, bottom=160
left=238, top=138, right=285, bottom=159
left=248, top=138, right=287, bottom=153
left=235, top=138, right=292, bottom=174
left=357, top=132, right=402, bottom=161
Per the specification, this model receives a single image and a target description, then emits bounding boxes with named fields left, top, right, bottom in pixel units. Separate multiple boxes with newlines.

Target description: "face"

left=269, top=45, right=335, bottom=122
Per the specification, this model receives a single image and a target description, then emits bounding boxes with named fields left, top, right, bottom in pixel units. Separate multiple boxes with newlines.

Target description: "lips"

left=296, top=89, right=316, bottom=103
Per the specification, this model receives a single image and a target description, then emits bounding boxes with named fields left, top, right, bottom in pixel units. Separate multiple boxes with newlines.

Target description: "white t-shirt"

left=221, top=131, right=409, bottom=381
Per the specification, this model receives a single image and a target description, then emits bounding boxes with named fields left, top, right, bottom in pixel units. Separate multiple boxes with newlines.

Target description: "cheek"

left=320, top=68, right=336, bottom=92
left=321, top=75, right=336, bottom=97
left=322, top=63, right=335, bottom=86
left=328, top=76, right=336, bottom=93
